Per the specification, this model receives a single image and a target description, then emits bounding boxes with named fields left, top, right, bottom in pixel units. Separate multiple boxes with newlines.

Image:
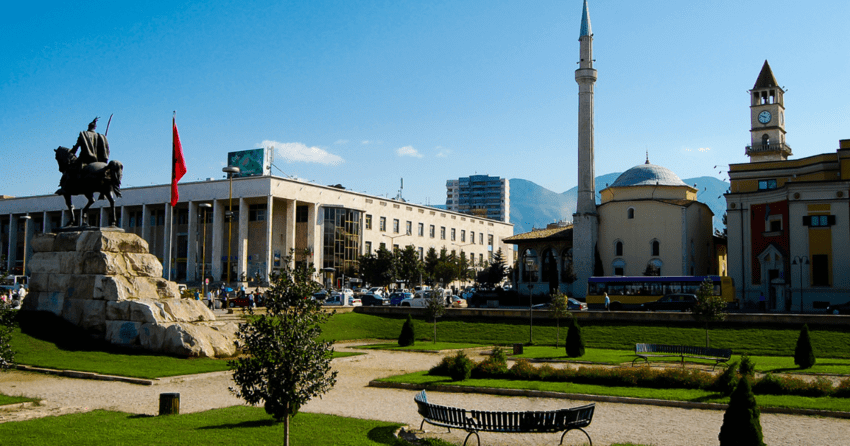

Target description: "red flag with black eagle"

left=171, top=114, right=187, bottom=206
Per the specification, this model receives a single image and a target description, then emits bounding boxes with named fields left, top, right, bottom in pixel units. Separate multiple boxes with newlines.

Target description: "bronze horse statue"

left=54, top=146, right=123, bottom=227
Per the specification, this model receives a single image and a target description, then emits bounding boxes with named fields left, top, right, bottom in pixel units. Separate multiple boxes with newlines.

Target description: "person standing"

left=604, top=292, right=610, bottom=311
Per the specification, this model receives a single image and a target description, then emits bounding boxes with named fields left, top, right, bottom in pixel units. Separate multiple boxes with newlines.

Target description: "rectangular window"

left=440, top=227, right=446, bottom=240
left=451, top=228, right=456, bottom=241
left=393, top=244, right=399, bottom=252
left=295, top=206, right=308, bottom=223
left=471, top=231, right=475, bottom=244
left=177, top=210, right=189, bottom=225
left=365, top=214, right=372, bottom=230
left=461, top=230, right=466, bottom=243
left=479, top=253, right=484, bottom=265
left=418, top=247, right=424, bottom=260
left=430, top=225, right=435, bottom=238
left=249, top=204, right=266, bottom=222
left=379, top=217, right=386, bottom=232
left=479, top=233, right=483, bottom=245
left=812, top=254, right=829, bottom=286
left=803, top=215, right=836, bottom=227
left=769, top=219, right=781, bottom=232
left=379, top=242, right=386, bottom=250
left=758, top=179, right=778, bottom=190
left=418, top=222, right=424, bottom=236
left=406, top=221, right=412, bottom=235
left=393, top=219, right=400, bottom=233
left=488, top=234, right=493, bottom=246
left=365, top=241, right=372, bottom=253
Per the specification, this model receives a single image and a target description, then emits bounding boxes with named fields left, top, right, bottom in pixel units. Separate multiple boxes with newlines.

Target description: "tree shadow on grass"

left=691, top=393, right=728, bottom=403
left=762, top=363, right=849, bottom=374
left=197, top=419, right=279, bottom=430
left=366, top=425, right=405, bottom=444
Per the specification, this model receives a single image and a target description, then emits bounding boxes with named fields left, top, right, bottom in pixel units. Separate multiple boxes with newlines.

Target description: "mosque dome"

left=609, top=162, right=689, bottom=188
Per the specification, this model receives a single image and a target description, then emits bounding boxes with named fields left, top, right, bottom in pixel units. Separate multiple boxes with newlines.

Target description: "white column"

left=8, top=215, right=18, bottom=271
left=99, top=207, right=107, bottom=228
left=42, top=212, right=51, bottom=233
left=264, top=195, right=274, bottom=283
left=211, top=200, right=223, bottom=281
left=285, top=199, right=297, bottom=268
left=120, top=206, right=128, bottom=231
left=163, top=204, right=173, bottom=280
left=186, top=201, right=198, bottom=282
left=238, top=197, right=248, bottom=284
left=141, top=204, right=151, bottom=247
left=308, top=203, right=320, bottom=274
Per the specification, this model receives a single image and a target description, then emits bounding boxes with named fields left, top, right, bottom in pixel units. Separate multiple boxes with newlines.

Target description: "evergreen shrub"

left=794, top=324, right=816, bottom=369
left=398, top=314, right=415, bottom=347
left=739, top=355, right=756, bottom=377
left=718, top=377, right=765, bottom=446
left=712, top=360, right=739, bottom=395
left=447, top=351, right=474, bottom=381
left=509, top=359, right=537, bottom=380
left=472, top=347, right=509, bottom=378
left=565, top=316, right=585, bottom=358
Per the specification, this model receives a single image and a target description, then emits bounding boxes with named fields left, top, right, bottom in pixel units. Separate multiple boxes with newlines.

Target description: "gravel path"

left=1, top=342, right=848, bottom=445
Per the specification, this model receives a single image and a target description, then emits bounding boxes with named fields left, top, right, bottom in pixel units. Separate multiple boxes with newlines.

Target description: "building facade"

left=0, top=175, right=513, bottom=288
left=445, top=175, right=510, bottom=223
left=726, top=61, right=850, bottom=311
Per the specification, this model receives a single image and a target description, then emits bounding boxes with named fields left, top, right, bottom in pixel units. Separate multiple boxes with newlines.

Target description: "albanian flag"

left=171, top=114, right=187, bottom=207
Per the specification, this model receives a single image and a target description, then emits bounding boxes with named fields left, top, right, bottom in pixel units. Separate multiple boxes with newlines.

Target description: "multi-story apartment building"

left=445, top=175, right=510, bottom=223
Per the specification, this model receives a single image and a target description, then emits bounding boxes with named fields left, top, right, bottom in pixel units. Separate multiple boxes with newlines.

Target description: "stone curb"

left=368, top=380, right=850, bottom=420
left=15, top=365, right=155, bottom=386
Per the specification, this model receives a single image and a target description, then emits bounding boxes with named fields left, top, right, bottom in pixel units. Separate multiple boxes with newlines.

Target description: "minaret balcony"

left=746, top=143, right=793, bottom=157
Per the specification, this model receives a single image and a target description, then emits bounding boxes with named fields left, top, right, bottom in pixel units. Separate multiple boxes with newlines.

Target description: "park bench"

left=632, top=343, right=732, bottom=369
left=413, top=390, right=595, bottom=446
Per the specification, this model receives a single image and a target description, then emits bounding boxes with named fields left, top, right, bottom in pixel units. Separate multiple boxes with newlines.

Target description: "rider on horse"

left=57, top=117, right=110, bottom=194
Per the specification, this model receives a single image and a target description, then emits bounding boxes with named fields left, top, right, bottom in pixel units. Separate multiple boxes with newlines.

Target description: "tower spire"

left=580, top=0, right=592, bottom=37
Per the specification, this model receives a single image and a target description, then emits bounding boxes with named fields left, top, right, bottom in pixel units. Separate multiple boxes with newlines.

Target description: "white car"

left=368, top=287, right=384, bottom=297
left=400, top=289, right=446, bottom=308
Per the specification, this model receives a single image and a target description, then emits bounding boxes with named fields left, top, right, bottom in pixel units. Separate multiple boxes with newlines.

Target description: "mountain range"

left=509, top=174, right=729, bottom=235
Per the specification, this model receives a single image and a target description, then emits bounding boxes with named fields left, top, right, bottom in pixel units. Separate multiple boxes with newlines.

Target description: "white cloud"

left=698, top=147, right=711, bottom=152
left=334, top=139, right=349, bottom=145
left=396, top=146, right=424, bottom=158
left=436, top=148, right=452, bottom=158
left=260, top=140, right=344, bottom=165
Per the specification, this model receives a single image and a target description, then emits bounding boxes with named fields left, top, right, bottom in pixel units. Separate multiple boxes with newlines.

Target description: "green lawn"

left=0, top=406, right=452, bottom=446
left=377, top=370, right=850, bottom=413
left=0, top=393, right=38, bottom=406
left=513, top=346, right=850, bottom=374
left=322, top=313, right=850, bottom=359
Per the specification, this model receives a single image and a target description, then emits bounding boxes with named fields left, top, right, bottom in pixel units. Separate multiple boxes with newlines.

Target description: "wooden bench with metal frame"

left=632, top=343, right=732, bottom=369
left=414, top=390, right=595, bottom=446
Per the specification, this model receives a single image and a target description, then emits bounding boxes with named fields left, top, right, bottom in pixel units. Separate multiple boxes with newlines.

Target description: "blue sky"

left=2, top=0, right=848, bottom=205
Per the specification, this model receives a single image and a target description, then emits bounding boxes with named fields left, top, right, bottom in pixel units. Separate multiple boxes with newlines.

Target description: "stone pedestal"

left=22, top=231, right=238, bottom=358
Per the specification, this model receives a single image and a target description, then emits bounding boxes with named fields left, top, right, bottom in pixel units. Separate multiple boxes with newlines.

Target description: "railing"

left=746, top=143, right=793, bottom=156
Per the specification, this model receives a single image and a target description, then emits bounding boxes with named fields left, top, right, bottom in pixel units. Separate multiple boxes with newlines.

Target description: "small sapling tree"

left=424, top=290, right=446, bottom=344
left=692, top=277, right=727, bottom=348
left=0, top=260, right=15, bottom=371
left=549, top=292, right=571, bottom=349
left=229, top=254, right=337, bottom=446
left=794, top=324, right=816, bottom=369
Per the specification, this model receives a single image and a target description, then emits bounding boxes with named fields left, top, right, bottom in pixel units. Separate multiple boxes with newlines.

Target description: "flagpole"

left=168, top=111, right=175, bottom=281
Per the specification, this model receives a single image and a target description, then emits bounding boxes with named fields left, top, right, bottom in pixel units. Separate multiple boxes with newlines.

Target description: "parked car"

left=826, top=300, right=850, bottom=315
left=532, top=298, right=587, bottom=311
left=367, top=287, right=384, bottom=297
left=388, top=292, right=412, bottom=306
left=640, top=294, right=698, bottom=312
left=400, top=290, right=445, bottom=307
left=360, top=293, right=389, bottom=306
left=449, top=296, right=468, bottom=308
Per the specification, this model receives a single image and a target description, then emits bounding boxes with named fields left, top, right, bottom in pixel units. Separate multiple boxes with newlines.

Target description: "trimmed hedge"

left=428, top=355, right=850, bottom=399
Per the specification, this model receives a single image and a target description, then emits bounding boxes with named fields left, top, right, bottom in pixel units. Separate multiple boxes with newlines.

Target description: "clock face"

left=758, top=110, right=772, bottom=124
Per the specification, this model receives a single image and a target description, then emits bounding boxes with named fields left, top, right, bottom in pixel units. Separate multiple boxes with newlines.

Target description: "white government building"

left=0, top=153, right=513, bottom=287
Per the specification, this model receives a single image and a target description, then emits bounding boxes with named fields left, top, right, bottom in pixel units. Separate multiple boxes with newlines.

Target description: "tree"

left=485, top=248, right=508, bottom=287
left=692, top=278, right=727, bottom=348
left=424, top=292, right=446, bottom=344
left=565, top=316, right=585, bottom=358
left=396, top=245, right=424, bottom=286
left=0, top=259, right=14, bottom=371
left=794, top=324, right=816, bottom=369
left=229, top=253, right=338, bottom=446
left=718, top=376, right=765, bottom=446
left=549, top=292, right=571, bottom=349
left=398, top=314, right=415, bottom=347
left=642, top=263, right=660, bottom=276
left=424, top=247, right=439, bottom=283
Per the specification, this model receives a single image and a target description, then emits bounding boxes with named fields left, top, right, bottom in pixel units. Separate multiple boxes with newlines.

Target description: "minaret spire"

left=572, top=0, right=599, bottom=298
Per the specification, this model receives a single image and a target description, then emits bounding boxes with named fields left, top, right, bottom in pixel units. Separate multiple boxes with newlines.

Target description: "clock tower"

left=748, top=60, right=791, bottom=162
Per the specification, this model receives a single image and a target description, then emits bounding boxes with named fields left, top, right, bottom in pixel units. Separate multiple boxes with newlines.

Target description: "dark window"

left=296, top=206, right=308, bottom=223
left=651, top=241, right=660, bottom=256
left=393, top=219, right=399, bottom=233
left=769, top=219, right=781, bottom=232
left=365, top=214, right=372, bottom=230
left=614, top=267, right=624, bottom=276
left=627, top=208, right=635, bottom=219
left=249, top=204, right=266, bottom=221
left=812, top=255, right=829, bottom=286
left=615, top=241, right=623, bottom=256
left=803, top=215, right=836, bottom=227
left=177, top=210, right=189, bottom=225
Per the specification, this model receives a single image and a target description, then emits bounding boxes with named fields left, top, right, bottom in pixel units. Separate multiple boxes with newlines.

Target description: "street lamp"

left=792, top=256, right=810, bottom=313
left=222, top=166, right=240, bottom=285
left=198, top=203, right=212, bottom=299
left=528, top=283, right=535, bottom=344
left=20, top=216, right=31, bottom=276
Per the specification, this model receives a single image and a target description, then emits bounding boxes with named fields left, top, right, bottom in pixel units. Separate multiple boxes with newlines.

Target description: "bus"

left=585, top=276, right=735, bottom=311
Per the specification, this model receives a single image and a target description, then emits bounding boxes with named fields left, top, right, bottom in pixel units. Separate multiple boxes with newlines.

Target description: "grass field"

left=322, top=312, right=850, bottom=359
left=0, top=406, right=454, bottom=446
left=0, top=393, right=38, bottom=406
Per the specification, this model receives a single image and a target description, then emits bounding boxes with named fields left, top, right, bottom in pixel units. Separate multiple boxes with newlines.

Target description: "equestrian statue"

left=55, top=117, right=123, bottom=227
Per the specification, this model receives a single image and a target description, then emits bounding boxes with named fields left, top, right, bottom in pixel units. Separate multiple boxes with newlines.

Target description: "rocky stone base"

left=22, top=231, right=239, bottom=358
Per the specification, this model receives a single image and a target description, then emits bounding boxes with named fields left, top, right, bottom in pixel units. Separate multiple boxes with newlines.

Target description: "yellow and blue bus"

left=585, top=276, right=735, bottom=311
